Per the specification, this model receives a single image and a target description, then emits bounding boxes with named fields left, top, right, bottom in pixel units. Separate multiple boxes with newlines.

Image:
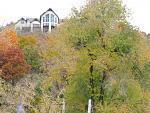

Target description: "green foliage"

left=54, top=0, right=150, bottom=112
left=104, top=77, right=144, bottom=113
left=35, top=87, right=43, bottom=95
left=27, top=108, right=36, bottom=113
left=18, top=35, right=41, bottom=71
left=18, top=35, right=37, bottom=48
left=65, top=74, right=90, bottom=113
left=31, top=95, right=43, bottom=106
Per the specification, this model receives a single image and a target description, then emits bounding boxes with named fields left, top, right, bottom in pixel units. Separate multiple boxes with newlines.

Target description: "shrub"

left=0, top=33, right=30, bottom=81
left=18, top=35, right=41, bottom=71
left=18, top=35, right=36, bottom=48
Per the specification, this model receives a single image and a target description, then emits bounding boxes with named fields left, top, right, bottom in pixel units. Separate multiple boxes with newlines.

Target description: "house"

left=15, top=18, right=27, bottom=31
left=40, top=8, right=59, bottom=32
left=15, top=8, right=59, bottom=34
left=15, top=18, right=40, bottom=34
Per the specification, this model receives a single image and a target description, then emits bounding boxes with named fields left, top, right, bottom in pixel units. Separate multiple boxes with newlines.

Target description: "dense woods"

left=0, top=0, right=150, bottom=113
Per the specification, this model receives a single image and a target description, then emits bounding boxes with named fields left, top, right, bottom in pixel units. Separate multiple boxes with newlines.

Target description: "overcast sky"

left=0, top=0, right=149, bottom=33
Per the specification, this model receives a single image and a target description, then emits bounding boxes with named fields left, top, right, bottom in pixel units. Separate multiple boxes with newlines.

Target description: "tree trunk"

left=99, top=71, right=107, bottom=105
left=88, top=49, right=96, bottom=112
left=89, top=64, right=95, bottom=113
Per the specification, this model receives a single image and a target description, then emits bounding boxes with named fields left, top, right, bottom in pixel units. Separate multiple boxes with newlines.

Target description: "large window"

left=51, top=14, right=54, bottom=22
left=46, top=14, right=49, bottom=22
left=43, top=17, right=45, bottom=22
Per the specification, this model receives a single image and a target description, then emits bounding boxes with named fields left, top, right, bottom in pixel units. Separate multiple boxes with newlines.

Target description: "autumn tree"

left=51, top=0, right=150, bottom=112
left=0, top=30, right=30, bottom=84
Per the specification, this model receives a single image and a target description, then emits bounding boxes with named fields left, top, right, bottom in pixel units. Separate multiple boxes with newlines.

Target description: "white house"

left=15, top=18, right=27, bottom=30
left=15, top=18, right=40, bottom=33
left=15, top=8, right=59, bottom=34
left=40, top=8, right=59, bottom=32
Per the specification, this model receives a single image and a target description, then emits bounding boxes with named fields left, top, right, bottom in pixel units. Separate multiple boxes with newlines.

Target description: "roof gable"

left=40, top=8, right=59, bottom=21
left=29, top=18, right=40, bottom=23
left=26, top=18, right=40, bottom=23
left=15, top=18, right=26, bottom=24
left=26, top=18, right=35, bottom=22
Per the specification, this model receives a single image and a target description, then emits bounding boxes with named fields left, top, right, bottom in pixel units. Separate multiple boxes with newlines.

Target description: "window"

left=43, top=23, right=49, bottom=26
left=46, top=14, right=49, bottom=22
left=46, top=23, right=49, bottom=26
left=21, top=21, right=24, bottom=24
left=55, top=18, right=57, bottom=23
left=43, top=17, right=45, bottom=22
left=51, top=14, right=54, bottom=22
left=33, top=24, right=40, bottom=27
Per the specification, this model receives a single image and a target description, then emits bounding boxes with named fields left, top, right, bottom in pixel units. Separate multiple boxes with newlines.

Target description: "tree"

left=52, top=0, right=150, bottom=112
left=0, top=31, right=30, bottom=83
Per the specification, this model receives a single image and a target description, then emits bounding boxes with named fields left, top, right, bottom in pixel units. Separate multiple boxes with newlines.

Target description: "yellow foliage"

left=136, top=39, right=150, bottom=69
left=17, top=35, right=37, bottom=48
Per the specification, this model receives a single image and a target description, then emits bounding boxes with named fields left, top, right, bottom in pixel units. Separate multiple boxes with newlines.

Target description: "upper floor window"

left=43, top=17, right=45, bottom=22
left=46, top=14, right=49, bottom=22
left=55, top=18, right=57, bottom=23
left=21, top=21, right=24, bottom=24
left=51, top=14, right=54, bottom=22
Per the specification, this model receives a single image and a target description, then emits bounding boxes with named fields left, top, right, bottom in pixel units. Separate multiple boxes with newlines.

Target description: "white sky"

left=0, top=0, right=149, bottom=33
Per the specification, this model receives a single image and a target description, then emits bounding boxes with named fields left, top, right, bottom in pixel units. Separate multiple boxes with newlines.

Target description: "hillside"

left=0, top=0, right=150, bottom=113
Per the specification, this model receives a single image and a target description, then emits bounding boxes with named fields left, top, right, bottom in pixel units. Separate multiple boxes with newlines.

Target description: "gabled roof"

left=27, top=18, right=40, bottom=23
left=26, top=18, right=35, bottom=22
left=15, top=17, right=26, bottom=24
left=40, top=8, right=59, bottom=22
left=16, top=18, right=40, bottom=24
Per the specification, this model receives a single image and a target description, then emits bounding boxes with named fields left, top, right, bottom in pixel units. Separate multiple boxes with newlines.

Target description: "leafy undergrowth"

left=0, top=73, right=60, bottom=113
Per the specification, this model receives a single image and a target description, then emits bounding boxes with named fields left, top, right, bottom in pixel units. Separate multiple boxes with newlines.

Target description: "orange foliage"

left=4, top=29, right=17, bottom=45
left=0, top=32, right=31, bottom=81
